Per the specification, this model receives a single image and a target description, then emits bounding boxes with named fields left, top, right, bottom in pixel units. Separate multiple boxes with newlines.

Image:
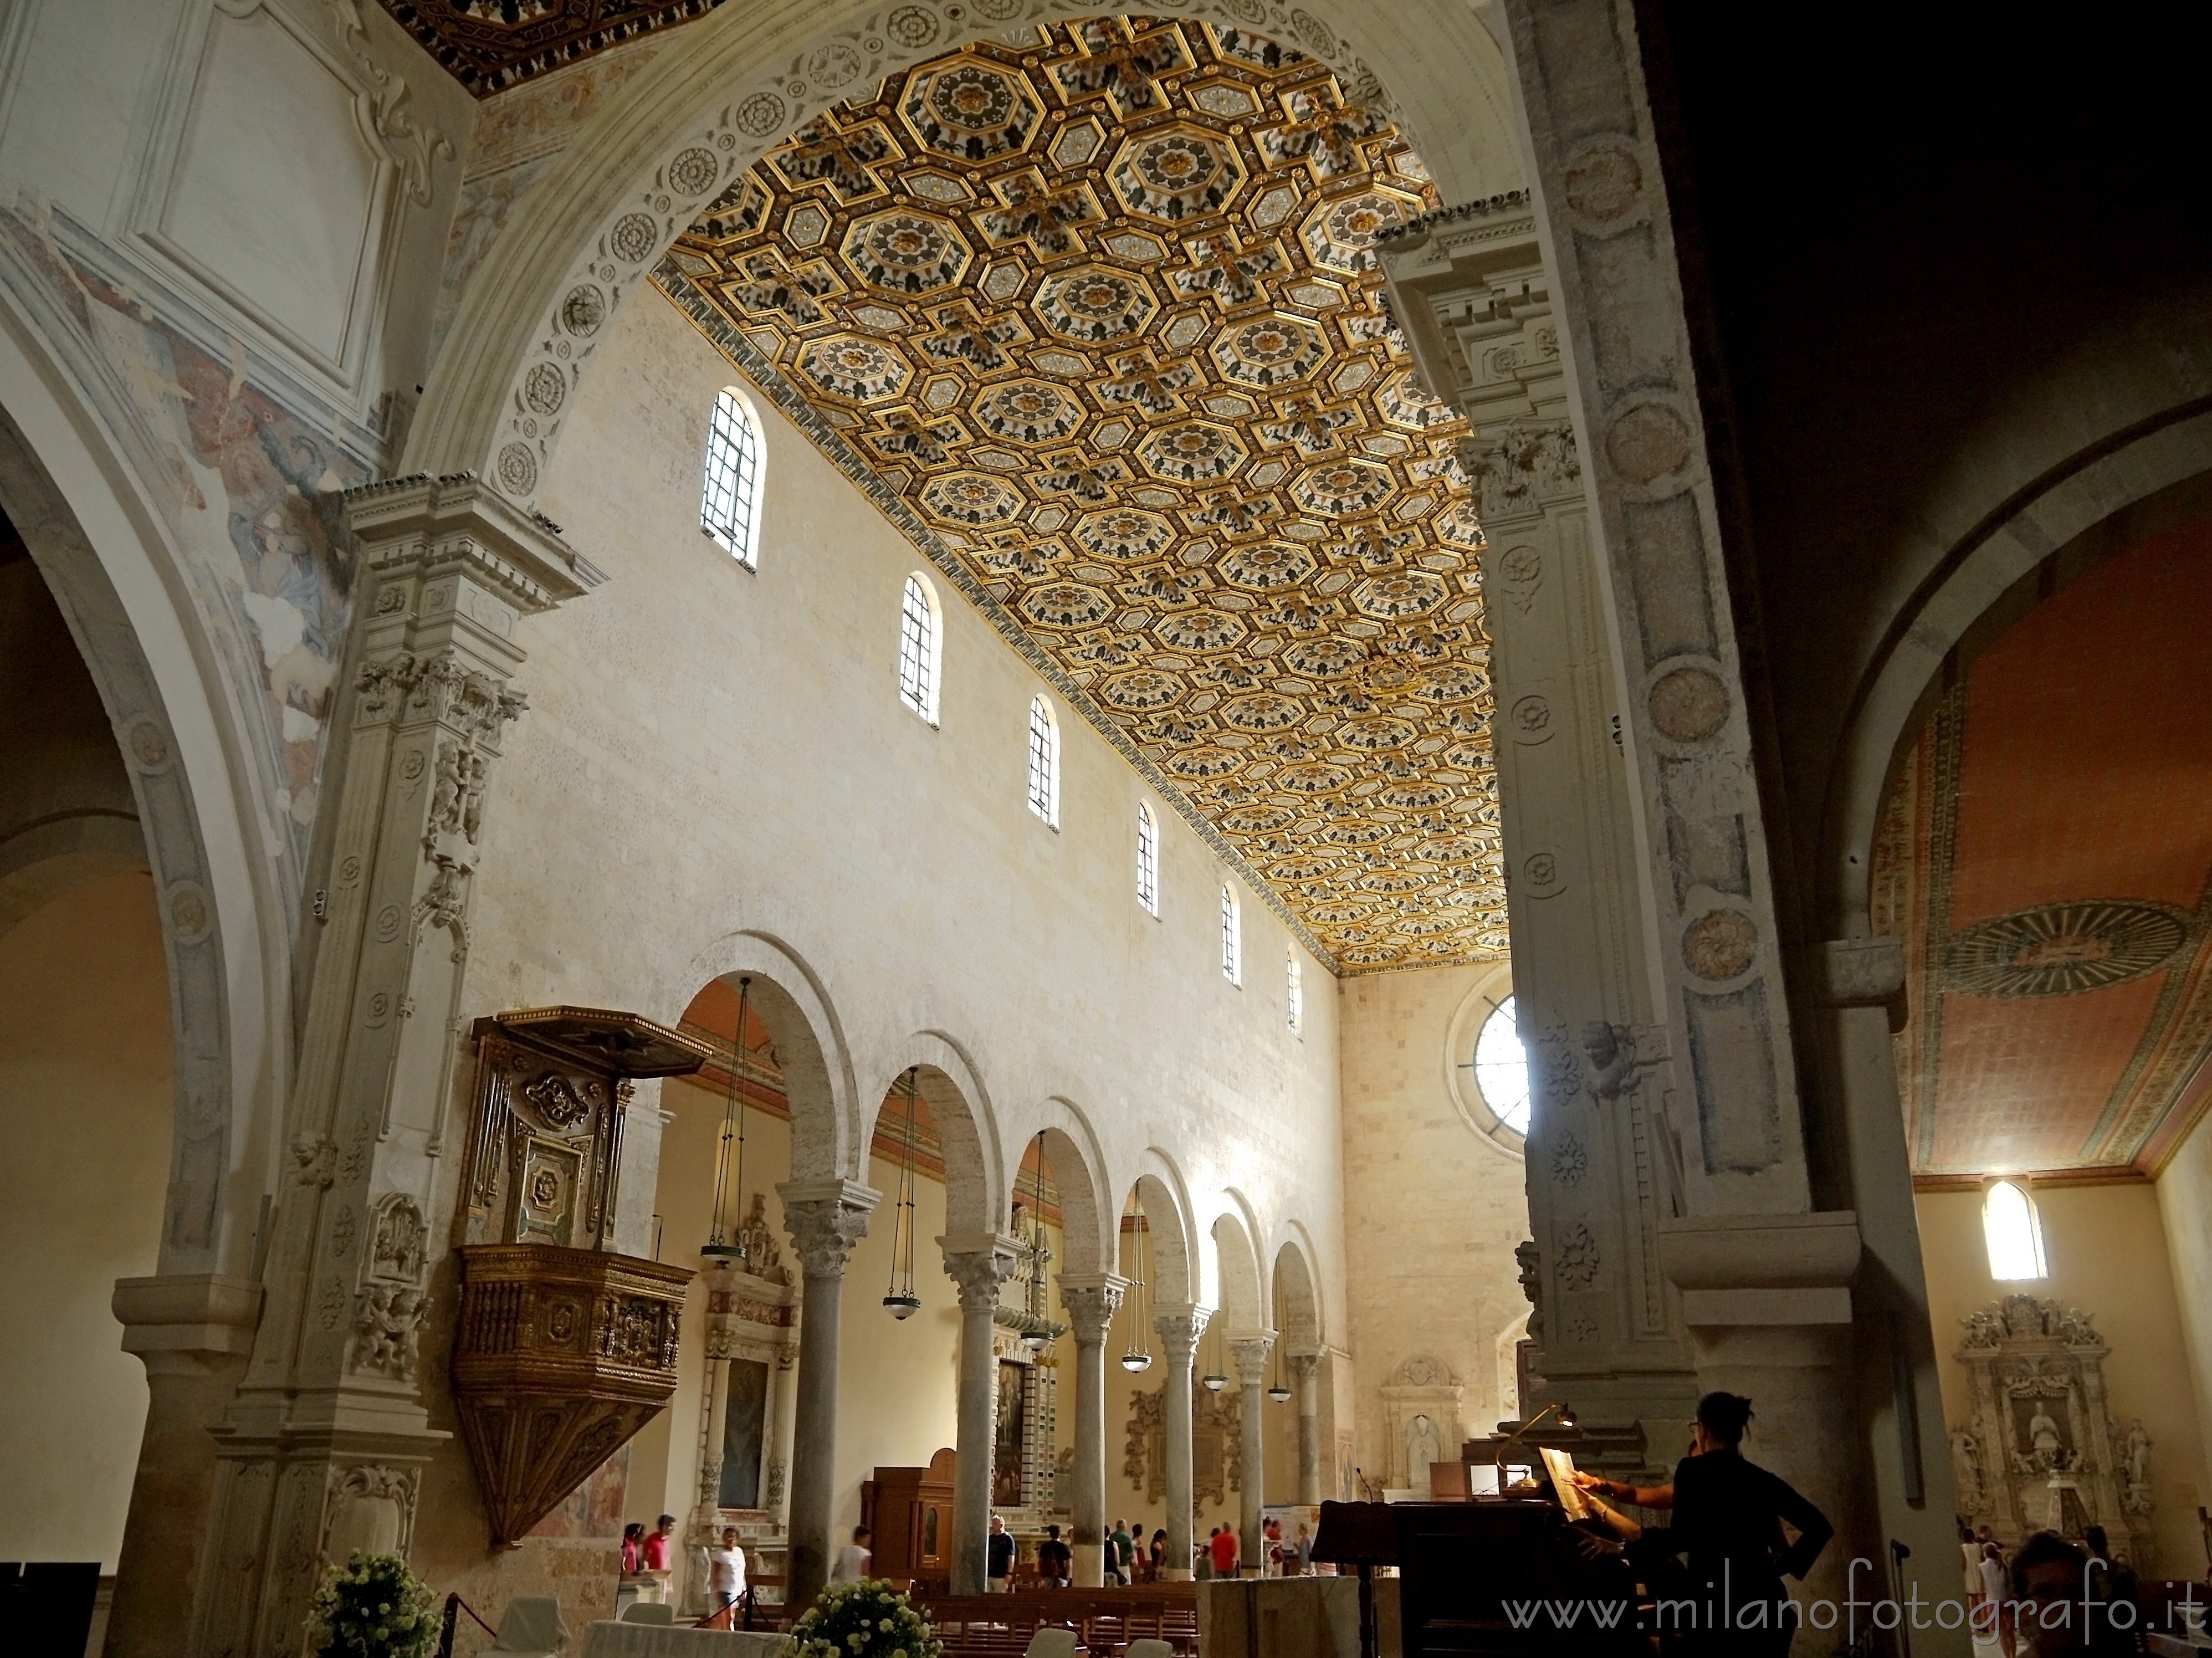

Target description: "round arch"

left=1270, top=1237, right=1319, bottom=1351
left=1125, top=1157, right=1196, bottom=1308
left=859, top=1030, right=1005, bottom=1241
left=1209, top=1205, right=1264, bottom=1332
left=405, top=0, right=1523, bottom=507
left=1002, top=1094, right=1113, bottom=1279
left=679, top=930, right=861, bottom=1185
left=0, top=310, right=288, bottom=1277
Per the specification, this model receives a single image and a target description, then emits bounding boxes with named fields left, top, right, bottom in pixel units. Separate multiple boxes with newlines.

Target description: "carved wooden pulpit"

left=450, top=1005, right=713, bottom=1543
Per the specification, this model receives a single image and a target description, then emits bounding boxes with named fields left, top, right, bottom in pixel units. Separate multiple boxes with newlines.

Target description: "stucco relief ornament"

left=350, top=1283, right=426, bottom=1382
left=1556, top=1222, right=1601, bottom=1289
left=1514, top=1238, right=1544, bottom=1343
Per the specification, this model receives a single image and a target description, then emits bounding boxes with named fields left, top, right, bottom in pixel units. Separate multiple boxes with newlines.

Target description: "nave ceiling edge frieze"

left=659, top=18, right=1509, bottom=974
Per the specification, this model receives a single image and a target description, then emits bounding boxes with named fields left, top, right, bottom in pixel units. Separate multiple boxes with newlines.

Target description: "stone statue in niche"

left=734, top=1193, right=788, bottom=1283
left=1406, top=1415, right=1442, bottom=1486
left=2122, top=1420, right=2154, bottom=1517
left=2027, top=1403, right=2065, bottom=1467
left=1949, top=1426, right=1983, bottom=1514
left=370, top=1194, right=426, bottom=1285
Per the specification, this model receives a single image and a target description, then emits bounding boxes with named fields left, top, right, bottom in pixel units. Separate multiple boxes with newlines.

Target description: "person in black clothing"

left=987, top=1514, right=1016, bottom=1592
left=1574, top=1390, right=1833, bottom=1657
left=1035, top=1523, right=1072, bottom=1588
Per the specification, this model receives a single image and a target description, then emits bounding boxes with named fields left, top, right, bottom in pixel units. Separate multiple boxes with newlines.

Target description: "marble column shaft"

left=780, top=1178, right=878, bottom=1607
left=1153, top=1305, right=1207, bottom=1582
left=1059, top=1276, right=1126, bottom=1589
left=941, top=1235, right=1022, bottom=1596
left=1289, top=1350, right=1322, bottom=1507
left=1228, top=1334, right=1274, bottom=1575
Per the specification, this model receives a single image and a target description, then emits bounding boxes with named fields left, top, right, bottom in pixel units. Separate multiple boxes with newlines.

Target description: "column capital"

left=938, top=1233, right=1024, bottom=1312
left=1658, top=1211, right=1861, bottom=1327
left=1153, top=1303, right=1210, bottom=1363
left=1286, top=1349, right=1320, bottom=1382
left=341, top=471, right=604, bottom=618
left=113, top=1273, right=263, bottom=1361
left=778, top=1179, right=880, bottom=1279
left=1058, top=1274, right=1128, bottom=1344
left=1226, top=1332, right=1276, bottom=1385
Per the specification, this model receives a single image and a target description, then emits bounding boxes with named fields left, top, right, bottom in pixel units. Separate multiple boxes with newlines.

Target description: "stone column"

left=941, top=1234, right=1022, bottom=1596
left=1058, top=1275, right=1125, bottom=1588
left=780, top=1178, right=878, bottom=1608
left=1153, top=1305, right=1206, bottom=1581
left=1227, top=1334, right=1273, bottom=1575
left=106, top=1275, right=262, bottom=1658
left=190, top=476, right=598, bottom=1656
left=1289, top=1350, right=1322, bottom=1507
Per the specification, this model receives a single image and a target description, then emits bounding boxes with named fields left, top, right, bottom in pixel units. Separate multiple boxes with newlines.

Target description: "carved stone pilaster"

left=192, top=475, right=598, bottom=1657
left=1381, top=197, right=1696, bottom=1437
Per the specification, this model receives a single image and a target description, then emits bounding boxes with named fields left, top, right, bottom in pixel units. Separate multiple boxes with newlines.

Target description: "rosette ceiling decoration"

left=664, top=17, right=1504, bottom=971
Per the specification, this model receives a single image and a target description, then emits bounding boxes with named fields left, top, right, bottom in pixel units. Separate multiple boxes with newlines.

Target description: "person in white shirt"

left=831, top=1525, right=873, bottom=1583
left=708, top=1527, right=746, bottom=1625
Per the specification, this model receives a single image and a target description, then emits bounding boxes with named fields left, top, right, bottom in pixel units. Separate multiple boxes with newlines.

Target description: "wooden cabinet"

left=859, top=1447, right=955, bottom=1587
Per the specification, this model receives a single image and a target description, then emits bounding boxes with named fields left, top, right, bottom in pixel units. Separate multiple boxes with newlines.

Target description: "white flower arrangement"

left=308, top=1551, right=437, bottom=1658
left=783, top=1579, right=941, bottom=1658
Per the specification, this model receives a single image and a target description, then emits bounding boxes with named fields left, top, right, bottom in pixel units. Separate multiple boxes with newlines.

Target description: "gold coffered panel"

left=670, top=18, right=1505, bottom=971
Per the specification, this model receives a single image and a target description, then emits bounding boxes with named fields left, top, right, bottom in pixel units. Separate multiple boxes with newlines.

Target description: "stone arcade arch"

left=1120, top=1162, right=1202, bottom=1578
left=1271, top=1237, right=1323, bottom=1506
left=0, top=318, right=289, bottom=1652
left=1209, top=1206, right=1269, bottom=1567
left=403, top=0, right=1522, bottom=510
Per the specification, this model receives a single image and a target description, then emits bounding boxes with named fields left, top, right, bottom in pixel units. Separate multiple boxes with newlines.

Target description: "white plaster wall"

left=0, top=871, right=172, bottom=1569
left=1921, top=1184, right=2209, bottom=1574
left=1338, top=961, right=1530, bottom=1483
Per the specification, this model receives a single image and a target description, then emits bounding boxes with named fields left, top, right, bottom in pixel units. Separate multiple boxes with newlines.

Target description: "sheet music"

left=1540, top=1446, right=1592, bottom=1521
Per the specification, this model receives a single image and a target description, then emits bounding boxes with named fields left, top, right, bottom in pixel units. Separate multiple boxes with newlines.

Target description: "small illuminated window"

left=1984, top=1180, right=2049, bottom=1281
left=1136, top=802, right=1160, bottom=915
left=1287, top=955, right=1302, bottom=1033
left=1027, top=695, right=1059, bottom=827
left=1473, top=996, right=1532, bottom=1137
left=700, top=388, right=764, bottom=567
left=1220, top=885, right=1240, bottom=984
left=898, top=574, right=941, bottom=725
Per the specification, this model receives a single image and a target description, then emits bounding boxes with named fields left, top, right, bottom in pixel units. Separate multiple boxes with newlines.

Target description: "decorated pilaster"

left=1058, top=1275, right=1125, bottom=1588
left=190, top=475, right=597, bottom=1655
left=1380, top=196, right=1694, bottom=1446
left=1153, top=1305, right=1207, bottom=1581
left=780, top=1177, right=878, bottom=1606
left=1227, top=1334, right=1273, bottom=1573
left=941, top=1235, right=1022, bottom=1595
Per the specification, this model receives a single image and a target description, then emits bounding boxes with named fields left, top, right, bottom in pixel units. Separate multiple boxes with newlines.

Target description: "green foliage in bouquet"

left=784, top=1579, right=944, bottom=1658
left=309, top=1551, right=439, bottom=1658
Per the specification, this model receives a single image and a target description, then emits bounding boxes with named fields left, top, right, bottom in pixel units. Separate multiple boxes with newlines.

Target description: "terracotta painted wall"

left=0, top=872, right=173, bottom=1568
left=1917, top=1184, right=2209, bottom=1575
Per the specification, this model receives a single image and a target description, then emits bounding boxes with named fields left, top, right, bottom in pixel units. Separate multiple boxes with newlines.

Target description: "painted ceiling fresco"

left=375, top=1, right=724, bottom=94
left=665, top=19, right=1505, bottom=972
left=1874, top=518, right=2212, bottom=1180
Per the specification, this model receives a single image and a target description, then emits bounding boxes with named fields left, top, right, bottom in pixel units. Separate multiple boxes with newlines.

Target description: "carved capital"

left=1227, top=1332, right=1276, bottom=1386
left=1058, top=1275, right=1128, bottom=1345
left=1287, top=1349, right=1320, bottom=1384
left=1153, top=1303, right=1209, bottom=1365
left=939, top=1233, right=1024, bottom=1313
left=777, top=1178, right=879, bottom=1279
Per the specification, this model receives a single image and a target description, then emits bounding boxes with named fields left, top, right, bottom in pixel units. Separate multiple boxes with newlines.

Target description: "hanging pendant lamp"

left=883, top=1067, right=921, bottom=1318
left=1020, top=1133, right=1052, bottom=1347
left=1202, top=1319, right=1229, bottom=1392
left=701, top=978, right=753, bottom=1262
left=1119, top=1198, right=1153, bottom=1373
left=1267, top=1342, right=1293, bottom=1404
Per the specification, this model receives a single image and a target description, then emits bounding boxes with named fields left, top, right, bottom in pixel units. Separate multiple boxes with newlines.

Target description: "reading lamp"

left=1493, top=1400, right=1577, bottom=1492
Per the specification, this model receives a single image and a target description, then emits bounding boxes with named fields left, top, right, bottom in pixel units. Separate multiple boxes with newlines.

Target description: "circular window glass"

left=1473, top=996, right=1532, bottom=1135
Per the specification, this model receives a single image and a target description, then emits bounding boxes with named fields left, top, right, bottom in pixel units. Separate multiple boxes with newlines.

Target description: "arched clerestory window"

left=1027, top=695, right=1059, bottom=827
left=700, top=387, right=765, bottom=567
left=1136, top=801, right=1160, bottom=915
left=1983, top=1179, right=2049, bottom=1280
left=898, top=572, right=942, bottom=725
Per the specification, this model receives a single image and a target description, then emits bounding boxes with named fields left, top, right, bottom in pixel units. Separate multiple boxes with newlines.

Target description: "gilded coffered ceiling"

left=375, top=1, right=723, bottom=94
left=664, top=18, right=1504, bottom=972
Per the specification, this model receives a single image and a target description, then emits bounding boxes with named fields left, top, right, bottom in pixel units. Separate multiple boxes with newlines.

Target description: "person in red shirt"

left=642, top=1514, right=677, bottom=1573
left=1210, top=1524, right=1241, bottom=1579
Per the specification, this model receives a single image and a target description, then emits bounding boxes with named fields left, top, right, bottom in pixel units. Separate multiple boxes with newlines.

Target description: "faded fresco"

left=0, top=196, right=370, bottom=913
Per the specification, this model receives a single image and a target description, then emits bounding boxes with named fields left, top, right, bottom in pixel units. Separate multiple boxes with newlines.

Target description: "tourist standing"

left=707, top=1527, right=746, bottom=1626
left=1210, top=1523, right=1240, bottom=1579
left=987, top=1515, right=1015, bottom=1592
left=832, top=1526, right=873, bottom=1583
left=1149, top=1529, right=1167, bottom=1582
left=1110, top=1519, right=1135, bottom=1584
left=1037, top=1524, right=1072, bottom=1588
left=621, top=1522, right=645, bottom=1575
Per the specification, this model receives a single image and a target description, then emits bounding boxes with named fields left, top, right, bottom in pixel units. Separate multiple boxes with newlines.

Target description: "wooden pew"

left=914, top=1584, right=1201, bottom=1658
